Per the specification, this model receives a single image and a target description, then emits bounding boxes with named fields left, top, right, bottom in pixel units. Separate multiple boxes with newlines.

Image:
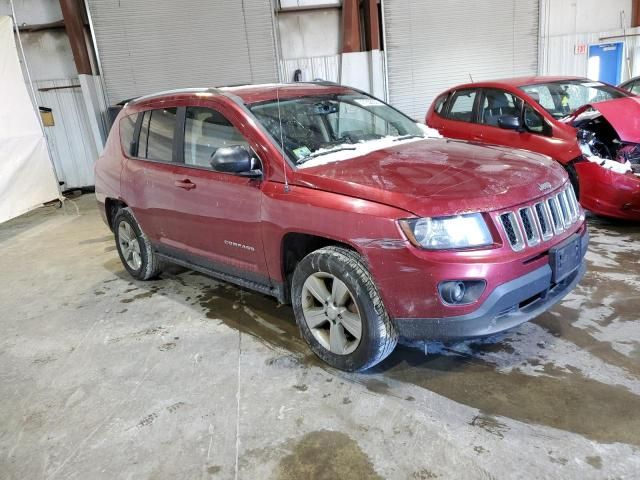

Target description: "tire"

left=566, top=162, right=580, bottom=201
left=113, top=208, right=163, bottom=280
left=291, top=246, right=398, bottom=372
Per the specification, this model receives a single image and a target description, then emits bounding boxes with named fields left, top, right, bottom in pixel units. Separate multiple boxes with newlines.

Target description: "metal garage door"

left=86, top=0, right=279, bottom=104
left=383, top=0, right=539, bottom=119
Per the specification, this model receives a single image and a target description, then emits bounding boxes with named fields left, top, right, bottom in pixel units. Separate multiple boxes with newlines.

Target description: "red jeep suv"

left=95, top=83, right=588, bottom=371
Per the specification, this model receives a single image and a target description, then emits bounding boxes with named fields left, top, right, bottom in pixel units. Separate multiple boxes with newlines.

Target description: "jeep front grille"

left=499, top=184, right=581, bottom=251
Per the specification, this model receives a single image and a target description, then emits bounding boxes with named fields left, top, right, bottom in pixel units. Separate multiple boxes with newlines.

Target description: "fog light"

left=443, top=281, right=465, bottom=303
left=438, top=280, right=486, bottom=306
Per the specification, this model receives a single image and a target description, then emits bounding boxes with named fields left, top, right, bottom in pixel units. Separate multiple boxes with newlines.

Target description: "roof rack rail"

left=127, top=87, right=221, bottom=105
left=305, top=80, right=341, bottom=86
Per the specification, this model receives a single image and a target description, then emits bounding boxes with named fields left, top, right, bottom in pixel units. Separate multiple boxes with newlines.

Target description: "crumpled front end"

left=565, top=103, right=640, bottom=219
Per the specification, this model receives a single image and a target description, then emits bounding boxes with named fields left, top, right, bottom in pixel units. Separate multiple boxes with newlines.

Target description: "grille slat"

left=534, top=202, right=553, bottom=240
left=499, top=185, right=581, bottom=251
left=557, top=191, right=571, bottom=226
left=500, top=212, right=525, bottom=251
left=519, top=207, right=540, bottom=246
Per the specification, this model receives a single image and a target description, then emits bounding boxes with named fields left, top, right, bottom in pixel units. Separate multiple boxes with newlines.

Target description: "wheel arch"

left=104, top=198, right=128, bottom=231
left=280, top=232, right=359, bottom=303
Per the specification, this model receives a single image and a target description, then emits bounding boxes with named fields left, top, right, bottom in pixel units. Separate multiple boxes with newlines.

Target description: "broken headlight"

left=399, top=213, right=493, bottom=250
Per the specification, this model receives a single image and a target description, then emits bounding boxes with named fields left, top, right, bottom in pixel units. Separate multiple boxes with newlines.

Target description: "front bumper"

left=395, top=229, right=588, bottom=341
left=576, top=162, right=640, bottom=220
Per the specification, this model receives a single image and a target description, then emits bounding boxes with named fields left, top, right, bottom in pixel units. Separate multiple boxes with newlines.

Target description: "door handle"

left=175, top=179, right=196, bottom=190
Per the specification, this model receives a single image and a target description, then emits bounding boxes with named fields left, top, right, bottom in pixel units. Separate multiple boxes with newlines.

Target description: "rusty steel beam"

left=341, top=0, right=361, bottom=53
left=363, top=0, right=380, bottom=51
left=59, top=0, right=92, bottom=75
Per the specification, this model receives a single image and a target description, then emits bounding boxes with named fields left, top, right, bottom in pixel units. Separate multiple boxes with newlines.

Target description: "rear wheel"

left=291, top=246, right=398, bottom=371
left=113, top=208, right=163, bottom=280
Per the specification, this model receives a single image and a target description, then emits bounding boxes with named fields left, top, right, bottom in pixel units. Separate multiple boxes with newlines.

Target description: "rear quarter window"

left=433, top=93, right=449, bottom=116
left=119, top=113, right=138, bottom=156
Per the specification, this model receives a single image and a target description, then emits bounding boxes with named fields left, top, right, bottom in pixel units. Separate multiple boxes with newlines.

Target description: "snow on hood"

left=297, top=129, right=441, bottom=169
left=567, top=96, right=640, bottom=143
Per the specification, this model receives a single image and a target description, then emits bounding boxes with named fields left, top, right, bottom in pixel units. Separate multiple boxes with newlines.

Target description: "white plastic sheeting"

left=0, top=16, right=59, bottom=223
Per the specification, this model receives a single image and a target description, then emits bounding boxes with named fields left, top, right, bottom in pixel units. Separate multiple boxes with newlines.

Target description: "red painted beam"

left=633, top=0, right=640, bottom=28
left=341, top=0, right=362, bottom=53
left=363, top=0, right=380, bottom=51
left=59, top=0, right=92, bottom=75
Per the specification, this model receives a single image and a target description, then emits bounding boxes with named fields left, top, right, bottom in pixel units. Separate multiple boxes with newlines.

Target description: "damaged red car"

left=96, top=83, right=587, bottom=371
left=426, top=77, right=640, bottom=220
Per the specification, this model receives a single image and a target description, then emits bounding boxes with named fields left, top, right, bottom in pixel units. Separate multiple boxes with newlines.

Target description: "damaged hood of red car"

left=293, top=139, right=568, bottom=217
left=570, top=96, right=640, bottom=143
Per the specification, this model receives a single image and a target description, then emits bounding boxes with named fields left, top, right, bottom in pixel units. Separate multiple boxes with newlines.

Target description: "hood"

left=570, top=96, right=640, bottom=143
left=293, top=139, right=567, bottom=217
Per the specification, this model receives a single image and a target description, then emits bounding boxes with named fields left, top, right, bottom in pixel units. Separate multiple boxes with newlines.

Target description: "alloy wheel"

left=301, top=272, right=362, bottom=355
left=118, top=221, right=142, bottom=271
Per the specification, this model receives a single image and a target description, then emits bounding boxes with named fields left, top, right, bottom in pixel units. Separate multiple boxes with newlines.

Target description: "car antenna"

left=468, top=73, right=474, bottom=83
left=276, top=85, right=290, bottom=193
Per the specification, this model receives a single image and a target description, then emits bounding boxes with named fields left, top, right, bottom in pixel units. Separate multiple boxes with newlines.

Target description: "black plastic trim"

left=155, top=244, right=287, bottom=303
left=395, top=229, right=589, bottom=341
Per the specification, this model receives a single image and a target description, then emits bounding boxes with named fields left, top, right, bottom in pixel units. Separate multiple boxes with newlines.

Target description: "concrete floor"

left=1, top=194, right=639, bottom=480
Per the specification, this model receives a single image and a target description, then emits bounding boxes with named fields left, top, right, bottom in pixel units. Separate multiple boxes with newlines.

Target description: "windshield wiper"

left=297, top=146, right=357, bottom=164
left=393, top=134, right=424, bottom=142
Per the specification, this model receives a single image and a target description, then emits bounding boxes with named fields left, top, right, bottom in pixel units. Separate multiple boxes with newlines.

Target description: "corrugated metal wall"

left=34, top=79, right=98, bottom=189
left=383, top=0, right=539, bottom=119
left=86, top=0, right=280, bottom=104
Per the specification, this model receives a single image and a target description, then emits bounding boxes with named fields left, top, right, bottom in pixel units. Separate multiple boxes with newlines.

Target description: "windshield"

left=248, top=93, right=425, bottom=167
left=520, top=80, right=628, bottom=119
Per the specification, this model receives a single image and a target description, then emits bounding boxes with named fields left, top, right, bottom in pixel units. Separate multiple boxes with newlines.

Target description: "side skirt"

left=155, top=251, right=287, bottom=304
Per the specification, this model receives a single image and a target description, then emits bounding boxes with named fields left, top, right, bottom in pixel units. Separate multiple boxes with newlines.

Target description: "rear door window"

left=433, top=93, right=449, bottom=116
left=446, top=89, right=478, bottom=122
left=135, top=108, right=177, bottom=161
left=119, top=113, right=138, bottom=156
left=145, top=108, right=177, bottom=162
left=183, top=107, right=249, bottom=169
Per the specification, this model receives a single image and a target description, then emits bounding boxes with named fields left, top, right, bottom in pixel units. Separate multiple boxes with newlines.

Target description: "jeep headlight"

left=399, top=213, right=493, bottom=250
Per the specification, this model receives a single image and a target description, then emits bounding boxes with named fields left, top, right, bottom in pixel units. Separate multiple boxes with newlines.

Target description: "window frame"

left=443, top=88, right=481, bottom=123
left=477, top=88, right=524, bottom=128
left=476, top=88, right=553, bottom=137
left=432, top=92, right=450, bottom=118
left=176, top=104, right=263, bottom=176
left=119, top=112, right=139, bottom=157
left=521, top=101, right=553, bottom=137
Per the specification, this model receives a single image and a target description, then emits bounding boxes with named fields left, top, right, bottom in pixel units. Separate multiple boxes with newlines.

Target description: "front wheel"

left=291, top=246, right=398, bottom=371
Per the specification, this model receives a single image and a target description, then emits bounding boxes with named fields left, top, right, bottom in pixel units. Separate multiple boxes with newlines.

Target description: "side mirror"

left=497, top=115, right=523, bottom=131
left=211, top=145, right=258, bottom=175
